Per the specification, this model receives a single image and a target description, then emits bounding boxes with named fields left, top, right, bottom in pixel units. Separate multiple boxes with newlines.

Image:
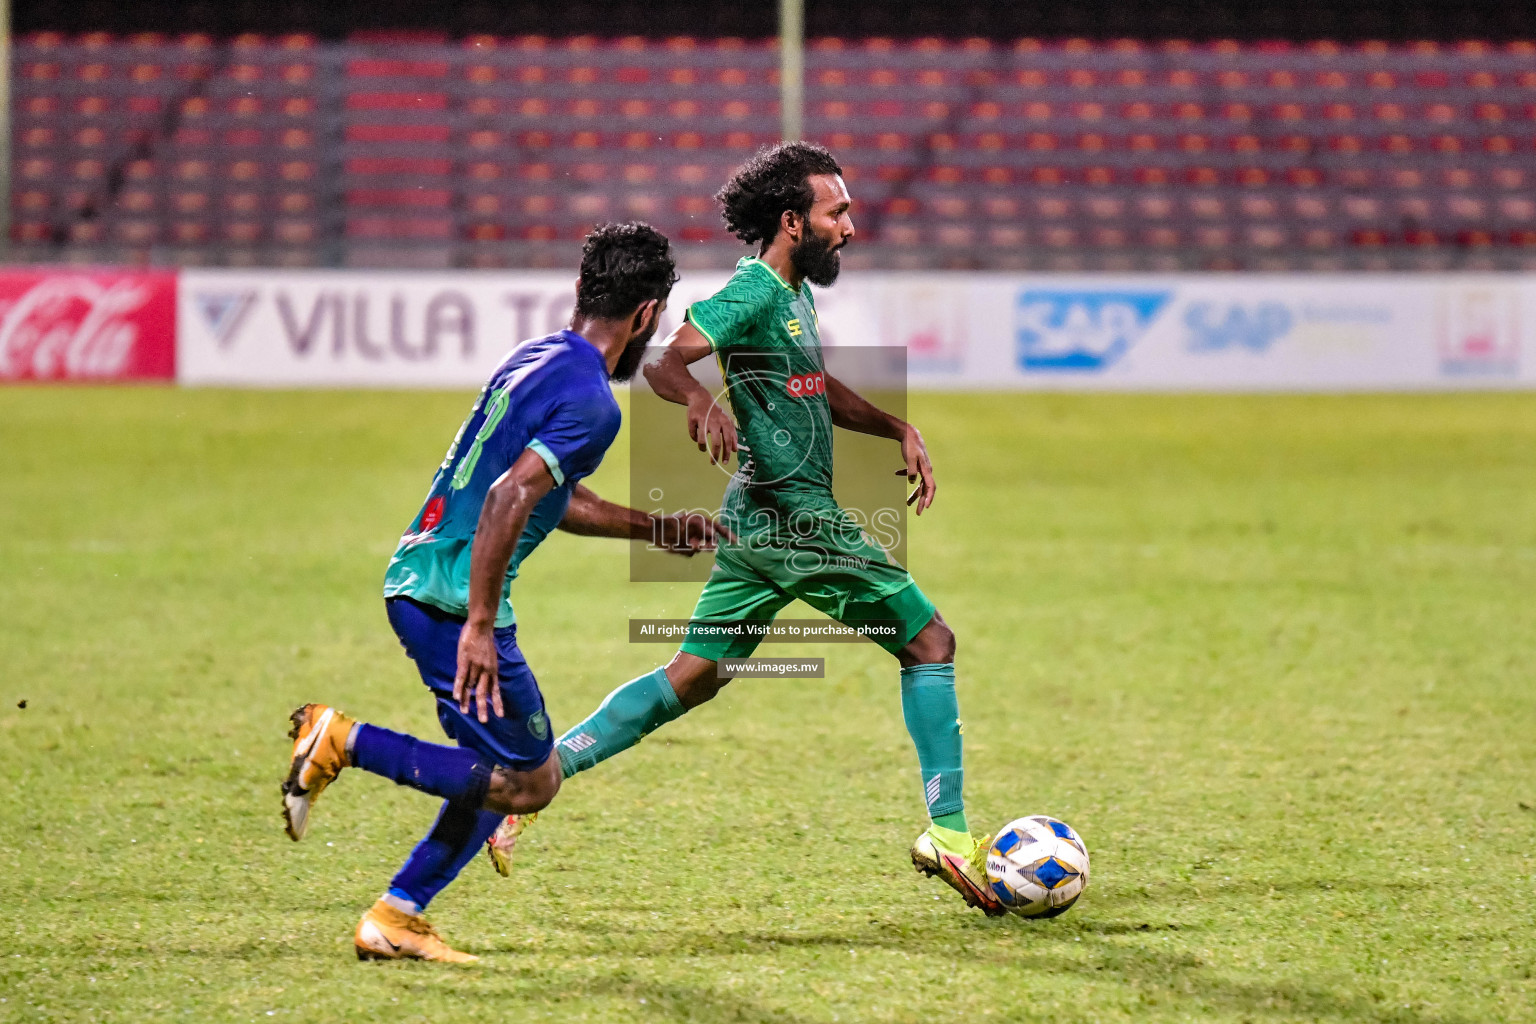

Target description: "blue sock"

left=351, top=724, right=494, bottom=808
left=388, top=801, right=504, bottom=910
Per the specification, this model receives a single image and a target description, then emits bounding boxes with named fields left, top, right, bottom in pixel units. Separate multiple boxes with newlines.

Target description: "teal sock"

left=556, top=666, right=686, bottom=778
left=900, top=663, right=968, bottom=834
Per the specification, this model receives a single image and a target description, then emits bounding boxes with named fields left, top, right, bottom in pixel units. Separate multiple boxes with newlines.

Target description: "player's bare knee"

left=664, top=653, right=726, bottom=709
left=481, top=779, right=517, bottom=816
left=901, top=614, right=956, bottom=666
left=932, top=619, right=957, bottom=662
left=525, top=755, right=562, bottom=811
left=484, top=763, right=560, bottom=815
left=481, top=776, right=517, bottom=816
left=674, top=675, right=725, bottom=708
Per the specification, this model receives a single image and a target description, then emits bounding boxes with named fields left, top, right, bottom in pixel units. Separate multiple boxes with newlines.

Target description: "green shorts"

left=680, top=518, right=938, bottom=661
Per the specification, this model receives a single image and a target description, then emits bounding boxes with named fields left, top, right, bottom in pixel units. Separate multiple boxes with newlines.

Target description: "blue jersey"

left=382, top=330, right=620, bottom=626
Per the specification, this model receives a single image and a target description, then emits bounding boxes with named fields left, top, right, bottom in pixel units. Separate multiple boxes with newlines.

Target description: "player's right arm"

left=559, top=483, right=732, bottom=554
left=641, top=320, right=739, bottom=465
left=455, top=448, right=557, bottom=724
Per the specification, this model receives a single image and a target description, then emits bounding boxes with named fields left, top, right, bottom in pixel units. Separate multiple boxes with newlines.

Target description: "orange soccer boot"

left=354, top=900, right=478, bottom=963
left=281, top=703, right=355, bottom=841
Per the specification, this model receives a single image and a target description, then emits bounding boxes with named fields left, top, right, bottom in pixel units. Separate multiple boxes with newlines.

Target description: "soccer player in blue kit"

left=278, top=224, right=719, bottom=962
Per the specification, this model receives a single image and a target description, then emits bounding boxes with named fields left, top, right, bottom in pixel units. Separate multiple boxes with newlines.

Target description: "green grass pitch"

left=3, top=387, right=1535, bottom=1023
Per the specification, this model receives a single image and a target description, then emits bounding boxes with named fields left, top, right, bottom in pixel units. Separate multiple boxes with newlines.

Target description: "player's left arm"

left=825, top=374, right=937, bottom=515
left=456, top=448, right=558, bottom=724
left=558, top=483, right=732, bottom=554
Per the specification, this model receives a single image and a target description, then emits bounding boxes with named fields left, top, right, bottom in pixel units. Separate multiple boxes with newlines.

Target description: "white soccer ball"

left=985, top=815, right=1090, bottom=918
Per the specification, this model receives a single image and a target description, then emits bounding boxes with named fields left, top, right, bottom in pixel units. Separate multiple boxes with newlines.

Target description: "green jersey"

left=679, top=257, right=928, bottom=659
left=685, top=257, right=833, bottom=538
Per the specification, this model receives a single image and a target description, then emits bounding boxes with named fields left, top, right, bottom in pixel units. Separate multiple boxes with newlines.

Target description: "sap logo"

left=1184, top=302, right=1293, bottom=353
left=1016, top=290, right=1171, bottom=371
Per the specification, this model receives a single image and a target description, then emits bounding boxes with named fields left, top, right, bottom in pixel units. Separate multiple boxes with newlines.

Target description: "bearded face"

left=610, top=336, right=649, bottom=382
left=790, top=225, right=844, bottom=287
left=609, top=306, right=664, bottom=382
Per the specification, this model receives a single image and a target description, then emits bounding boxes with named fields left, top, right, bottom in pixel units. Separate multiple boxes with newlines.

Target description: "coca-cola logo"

left=0, top=277, right=154, bottom=379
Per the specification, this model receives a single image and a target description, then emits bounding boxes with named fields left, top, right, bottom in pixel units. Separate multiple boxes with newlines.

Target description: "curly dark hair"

left=574, top=222, right=679, bottom=319
left=716, top=142, right=844, bottom=246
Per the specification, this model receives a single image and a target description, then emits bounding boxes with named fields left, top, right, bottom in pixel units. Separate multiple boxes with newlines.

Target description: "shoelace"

left=967, top=834, right=994, bottom=872
left=493, top=811, right=537, bottom=848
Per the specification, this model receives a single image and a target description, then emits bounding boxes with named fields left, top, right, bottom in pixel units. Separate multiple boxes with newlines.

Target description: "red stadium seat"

left=1192, top=225, right=1233, bottom=248
left=346, top=189, right=453, bottom=210
left=167, top=190, right=209, bottom=216
left=274, top=220, right=320, bottom=245
left=11, top=220, right=53, bottom=243
left=69, top=159, right=106, bottom=182
left=346, top=125, right=452, bottom=144
left=14, top=189, right=51, bottom=213
left=222, top=221, right=267, bottom=244
left=115, top=188, right=157, bottom=214
left=174, top=216, right=219, bottom=242
left=68, top=221, right=105, bottom=244
left=346, top=93, right=449, bottom=112
left=345, top=157, right=451, bottom=177
left=987, top=226, right=1025, bottom=247
left=19, top=126, right=59, bottom=151
left=114, top=219, right=159, bottom=245
left=1246, top=225, right=1288, bottom=248
left=465, top=217, right=507, bottom=242
left=346, top=217, right=454, bottom=240
left=13, top=33, right=1536, bottom=267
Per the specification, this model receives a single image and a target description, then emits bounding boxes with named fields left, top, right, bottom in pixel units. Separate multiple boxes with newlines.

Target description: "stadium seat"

left=12, top=32, right=1536, bottom=268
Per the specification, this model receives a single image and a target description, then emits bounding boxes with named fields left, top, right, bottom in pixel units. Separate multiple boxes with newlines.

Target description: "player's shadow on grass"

left=551, top=924, right=1479, bottom=1024
left=1071, top=919, right=1186, bottom=935
left=525, top=923, right=944, bottom=958
left=994, top=940, right=1476, bottom=1024
left=394, top=969, right=821, bottom=1024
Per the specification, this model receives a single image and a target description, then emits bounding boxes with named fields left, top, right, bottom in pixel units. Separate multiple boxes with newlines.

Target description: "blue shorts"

left=385, top=596, right=554, bottom=773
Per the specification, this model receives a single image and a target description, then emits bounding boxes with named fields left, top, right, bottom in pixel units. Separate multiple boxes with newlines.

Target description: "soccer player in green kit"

left=491, top=142, right=1003, bottom=915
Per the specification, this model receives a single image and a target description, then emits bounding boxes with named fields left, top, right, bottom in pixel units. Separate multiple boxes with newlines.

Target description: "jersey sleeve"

left=685, top=270, right=776, bottom=350
left=526, top=386, right=620, bottom=487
